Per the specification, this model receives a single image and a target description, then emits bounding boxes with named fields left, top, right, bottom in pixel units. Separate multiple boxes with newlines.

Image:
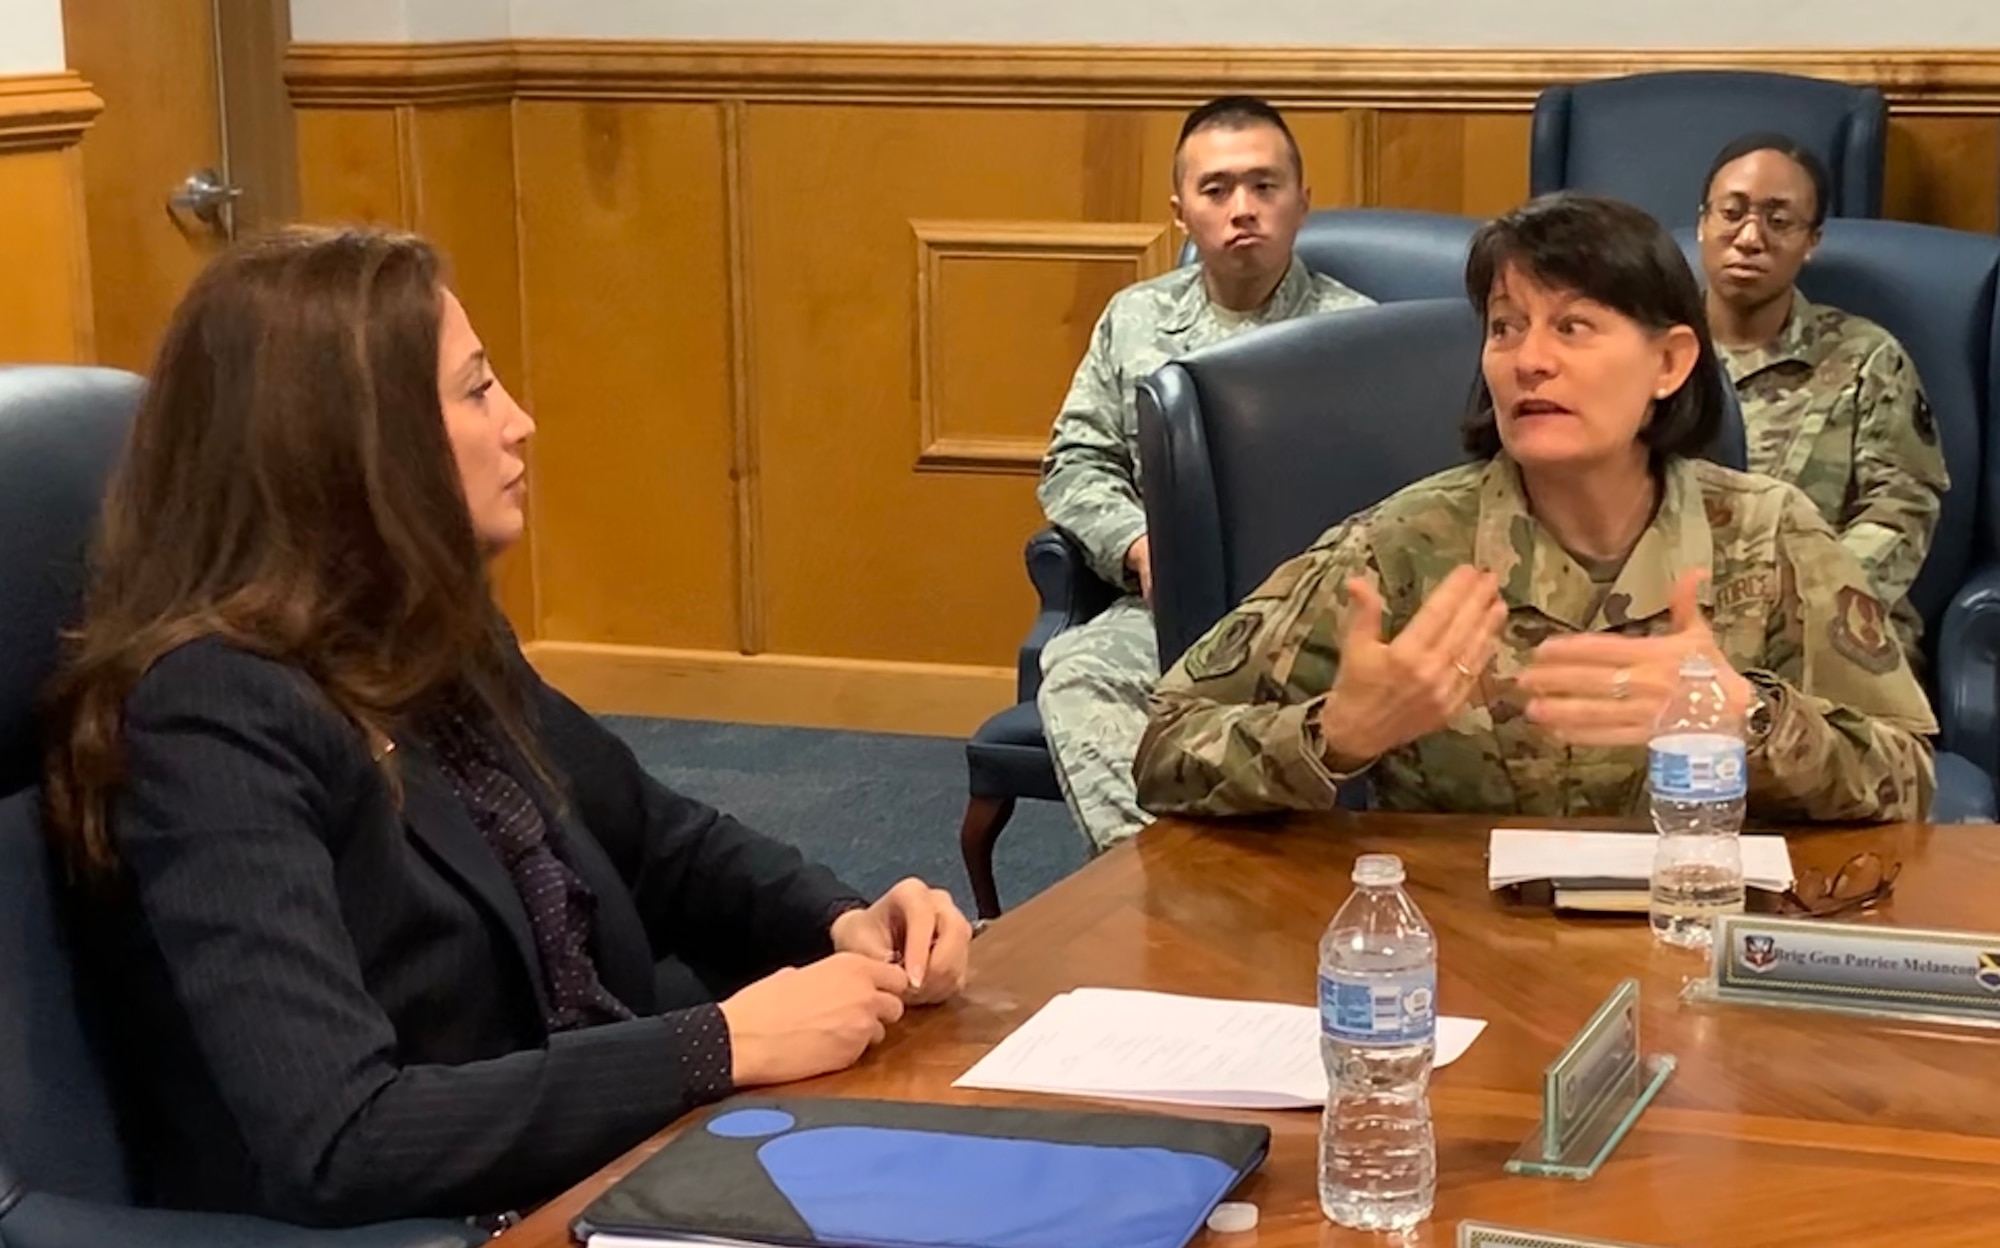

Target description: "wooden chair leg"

left=958, top=794, right=1016, bottom=922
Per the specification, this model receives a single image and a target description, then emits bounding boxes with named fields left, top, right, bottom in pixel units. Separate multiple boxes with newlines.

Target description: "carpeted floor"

left=601, top=715, right=1089, bottom=917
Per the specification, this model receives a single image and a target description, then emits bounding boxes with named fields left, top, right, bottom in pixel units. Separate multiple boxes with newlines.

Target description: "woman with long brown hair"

left=44, top=227, right=971, bottom=1229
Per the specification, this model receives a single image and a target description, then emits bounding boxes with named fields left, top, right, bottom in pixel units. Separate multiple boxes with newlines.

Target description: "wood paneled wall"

left=286, top=41, right=2000, bottom=734
left=0, top=73, right=100, bottom=364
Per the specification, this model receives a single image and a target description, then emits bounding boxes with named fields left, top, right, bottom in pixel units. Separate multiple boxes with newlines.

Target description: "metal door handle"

left=167, top=167, right=242, bottom=236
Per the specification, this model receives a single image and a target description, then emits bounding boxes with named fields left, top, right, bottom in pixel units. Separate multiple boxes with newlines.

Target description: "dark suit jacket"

left=74, top=637, right=864, bottom=1227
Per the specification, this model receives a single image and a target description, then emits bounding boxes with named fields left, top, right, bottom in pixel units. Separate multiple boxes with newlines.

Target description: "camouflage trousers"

left=1037, top=596, right=1160, bottom=852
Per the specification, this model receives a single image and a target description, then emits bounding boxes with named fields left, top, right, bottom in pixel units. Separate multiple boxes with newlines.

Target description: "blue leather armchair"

left=1136, top=300, right=1483, bottom=670
left=959, top=211, right=1482, bottom=918
left=957, top=528, right=1118, bottom=919
left=1532, top=71, right=1886, bottom=230
left=1677, top=221, right=2000, bottom=821
left=0, top=367, right=486, bottom=1248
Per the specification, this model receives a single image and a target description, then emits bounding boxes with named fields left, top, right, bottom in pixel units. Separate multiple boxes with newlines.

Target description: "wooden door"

left=62, top=0, right=296, bottom=372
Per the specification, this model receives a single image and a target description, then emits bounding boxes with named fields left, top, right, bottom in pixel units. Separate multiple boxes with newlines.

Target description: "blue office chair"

left=1532, top=71, right=1886, bottom=230
left=959, top=212, right=1483, bottom=918
left=1137, top=301, right=1481, bottom=670
left=0, top=367, right=486, bottom=1248
left=957, top=528, right=1117, bottom=920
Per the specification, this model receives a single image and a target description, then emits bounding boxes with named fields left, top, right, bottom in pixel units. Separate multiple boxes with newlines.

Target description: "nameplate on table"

left=1505, top=978, right=1674, bottom=1181
left=1685, top=915, right=2000, bottom=1028
left=1459, top=1222, right=1671, bottom=1248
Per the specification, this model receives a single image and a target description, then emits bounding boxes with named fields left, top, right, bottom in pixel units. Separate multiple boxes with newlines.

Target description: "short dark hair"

left=1460, top=193, right=1726, bottom=464
left=1702, top=131, right=1832, bottom=227
left=1173, top=95, right=1303, bottom=185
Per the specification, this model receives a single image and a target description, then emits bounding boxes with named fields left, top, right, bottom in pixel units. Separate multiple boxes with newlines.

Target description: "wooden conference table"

left=501, top=814, right=2000, bottom=1247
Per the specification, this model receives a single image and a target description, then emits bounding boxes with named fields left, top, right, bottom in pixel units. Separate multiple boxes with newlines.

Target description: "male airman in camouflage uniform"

left=1720, top=297, right=1947, bottom=660
left=1134, top=456, right=1936, bottom=822
left=1037, top=96, right=1374, bottom=851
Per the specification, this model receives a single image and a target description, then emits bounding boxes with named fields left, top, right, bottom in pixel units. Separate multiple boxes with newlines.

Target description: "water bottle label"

left=1318, top=970, right=1436, bottom=1046
left=1648, top=733, right=1747, bottom=801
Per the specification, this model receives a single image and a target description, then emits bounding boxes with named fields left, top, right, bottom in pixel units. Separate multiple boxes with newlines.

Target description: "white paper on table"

left=952, top=987, right=1486, bottom=1110
left=1486, top=827, right=1795, bottom=892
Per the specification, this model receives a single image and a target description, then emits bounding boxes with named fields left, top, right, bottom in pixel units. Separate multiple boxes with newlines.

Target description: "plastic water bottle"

left=1317, top=853, right=1437, bottom=1231
left=1648, top=652, right=1748, bottom=949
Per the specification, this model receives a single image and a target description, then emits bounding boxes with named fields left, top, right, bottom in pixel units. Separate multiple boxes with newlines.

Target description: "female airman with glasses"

left=1696, top=132, right=1948, bottom=668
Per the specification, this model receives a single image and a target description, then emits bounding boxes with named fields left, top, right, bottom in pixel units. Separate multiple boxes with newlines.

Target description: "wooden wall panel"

left=407, top=104, right=537, bottom=635
left=515, top=100, right=738, bottom=652
left=0, top=146, right=93, bottom=362
left=0, top=73, right=100, bottom=364
left=1885, top=116, right=2000, bottom=234
left=297, top=108, right=408, bottom=224
left=1372, top=112, right=1534, bottom=215
left=747, top=106, right=1151, bottom=667
left=1457, top=114, right=1535, bottom=218
left=914, top=220, right=1172, bottom=470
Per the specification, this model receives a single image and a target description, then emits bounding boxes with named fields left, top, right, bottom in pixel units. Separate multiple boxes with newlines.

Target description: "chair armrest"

left=1936, top=562, right=2000, bottom=778
left=0, top=1193, right=486, bottom=1248
left=1017, top=527, right=1122, bottom=702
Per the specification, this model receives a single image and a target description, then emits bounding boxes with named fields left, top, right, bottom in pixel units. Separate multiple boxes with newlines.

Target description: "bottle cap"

left=1680, top=651, right=1717, bottom=677
left=1206, top=1202, right=1258, bottom=1234
left=1353, top=853, right=1405, bottom=886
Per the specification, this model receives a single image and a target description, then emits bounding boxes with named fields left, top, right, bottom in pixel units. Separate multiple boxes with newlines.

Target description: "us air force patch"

left=1829, top=585, right=1898, bottom=675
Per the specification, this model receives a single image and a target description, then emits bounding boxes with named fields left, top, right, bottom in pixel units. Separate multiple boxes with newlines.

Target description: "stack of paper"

left=1487, top=828, right=1795, bottom=891
left=954, top=987, right=1487, bottom=1110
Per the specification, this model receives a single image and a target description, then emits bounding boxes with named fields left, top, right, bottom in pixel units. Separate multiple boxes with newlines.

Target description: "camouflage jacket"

left=1037, top=257, right=1373, bottom=589
left=1720, top=294, right=1948, bottom=655
left=1134, top=456, right=1936, bottom=823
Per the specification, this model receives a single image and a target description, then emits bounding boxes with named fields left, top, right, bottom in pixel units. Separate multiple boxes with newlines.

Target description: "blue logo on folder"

left=703, top=1112, right=1239, bottom=1248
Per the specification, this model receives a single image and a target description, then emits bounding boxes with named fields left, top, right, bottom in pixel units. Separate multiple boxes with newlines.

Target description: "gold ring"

left=1611, top=668, right=1632, bottom=700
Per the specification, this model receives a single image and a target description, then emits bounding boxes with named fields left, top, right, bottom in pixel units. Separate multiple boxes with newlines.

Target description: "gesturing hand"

left=1518, top=568, right=1755, bottom=746
left=1316, top=566, right=1507, bottom=765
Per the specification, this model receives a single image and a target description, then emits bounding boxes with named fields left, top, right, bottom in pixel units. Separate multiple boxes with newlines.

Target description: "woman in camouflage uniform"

left=1134, top=194, right=1935, bottom=823
left=1698, top=132, right=1946, bottom=664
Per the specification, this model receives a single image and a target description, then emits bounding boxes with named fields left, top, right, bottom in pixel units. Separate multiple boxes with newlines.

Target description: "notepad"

left=1487, top=828, right=1795, bottom=892
left=953, top=987, right=1486, bottom=1110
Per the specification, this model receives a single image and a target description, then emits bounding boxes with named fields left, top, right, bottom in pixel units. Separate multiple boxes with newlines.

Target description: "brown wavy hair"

left=45, top=226, right=539, bottom=875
